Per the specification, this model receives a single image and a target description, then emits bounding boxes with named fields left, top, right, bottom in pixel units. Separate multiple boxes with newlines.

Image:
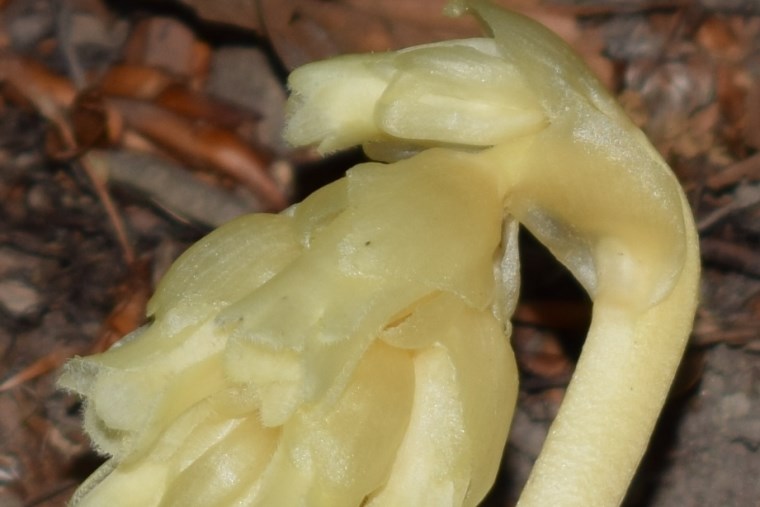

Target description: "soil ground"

left=0, top=0, right=758, bottom=505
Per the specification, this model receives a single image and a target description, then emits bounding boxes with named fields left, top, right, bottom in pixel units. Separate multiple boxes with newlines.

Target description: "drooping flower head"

left=60, top=2, right=699, bottom=506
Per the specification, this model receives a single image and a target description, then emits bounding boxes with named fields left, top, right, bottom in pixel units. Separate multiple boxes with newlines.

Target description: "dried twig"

left=0, top=347, right=79, bottom=392
left=96, top=150, right=258, bottom=227
left=706, top=152, right=760, bottom=190
left=0, top=55, right=135, bottom=264
left=45, top=104, right=136, bottom=265
left=697, top=182, right=760, bottom=231
left=700, top=237, right=760, bottom=277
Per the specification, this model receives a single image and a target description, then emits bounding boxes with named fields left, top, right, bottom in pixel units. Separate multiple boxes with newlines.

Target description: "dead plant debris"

left=0, top=0, right=758, bottom=506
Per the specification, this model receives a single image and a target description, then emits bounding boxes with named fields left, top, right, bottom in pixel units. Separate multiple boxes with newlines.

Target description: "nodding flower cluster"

left=60, top=2, right=699, bottom=506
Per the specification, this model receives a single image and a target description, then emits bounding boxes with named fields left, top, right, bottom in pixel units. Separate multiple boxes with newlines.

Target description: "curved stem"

left=517, top=195, right=700, bottom=506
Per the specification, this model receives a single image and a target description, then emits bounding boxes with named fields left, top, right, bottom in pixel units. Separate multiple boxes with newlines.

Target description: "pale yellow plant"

left=59, top=1, right=700, bottom=506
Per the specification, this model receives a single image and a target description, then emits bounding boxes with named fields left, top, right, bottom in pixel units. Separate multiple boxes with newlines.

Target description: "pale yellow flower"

left=60, top=2, right=699, bottom=506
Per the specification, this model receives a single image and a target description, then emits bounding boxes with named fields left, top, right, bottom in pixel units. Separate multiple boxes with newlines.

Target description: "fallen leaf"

left=111, top=97, right=287, bottom=209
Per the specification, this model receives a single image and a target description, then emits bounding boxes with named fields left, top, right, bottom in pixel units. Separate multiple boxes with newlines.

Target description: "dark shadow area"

left=622, top=347, right=704, bottom=507
left=292, top=146, right=366, bottom=201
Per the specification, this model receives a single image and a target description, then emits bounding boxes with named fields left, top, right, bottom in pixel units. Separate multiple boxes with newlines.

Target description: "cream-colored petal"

left=375, top=293, right=517, bottom=506
left=148, top=213, right=302, bottom=336
left=245, top=342, right=414, bottom=506
left=339, top=150, right=504, bottom=308
left=74, top=461, right=167, bottom=507
left=283, top=53, right=395, bottom=153
left=160, top=417, right=279, bottom=507
left=59, top=320, right=227, bottom=459
left=368, top=344, right=468, bottom=507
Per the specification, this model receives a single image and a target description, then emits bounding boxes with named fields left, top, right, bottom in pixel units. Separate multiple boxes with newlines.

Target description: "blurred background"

left=0, top=0, right=758, bottom=505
